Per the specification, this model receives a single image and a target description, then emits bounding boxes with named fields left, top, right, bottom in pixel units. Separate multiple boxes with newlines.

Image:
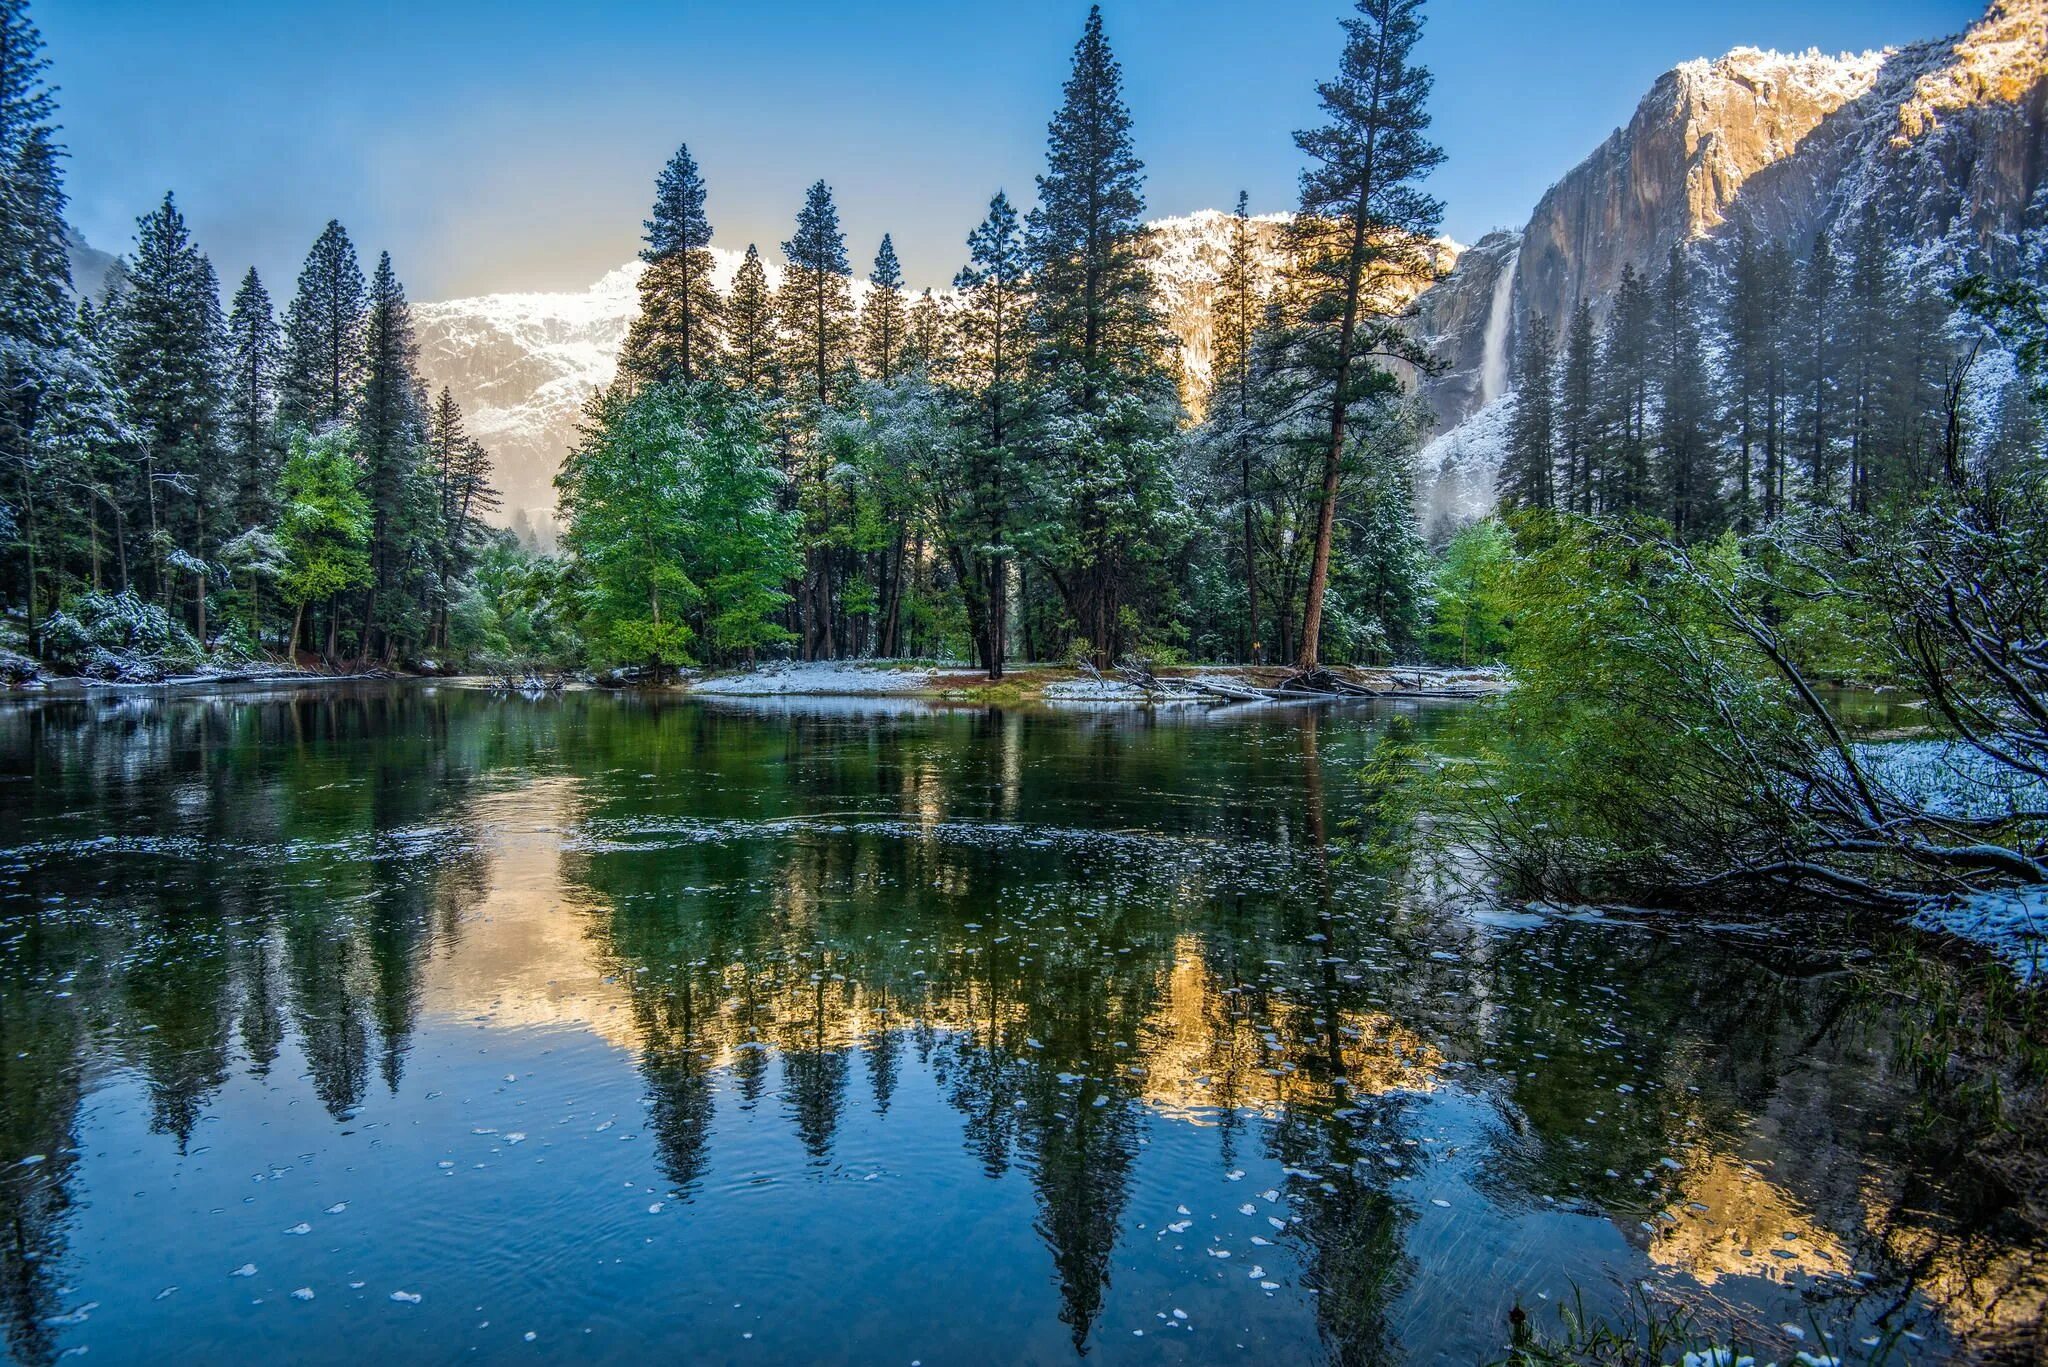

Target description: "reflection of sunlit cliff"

left=1645, top=1149, right=1847, bottom=1285
left=1135, top=935, right=1441, bottom=1120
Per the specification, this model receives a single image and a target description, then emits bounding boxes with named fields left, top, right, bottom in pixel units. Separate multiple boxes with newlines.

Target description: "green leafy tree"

left=1425, top=517, right=1511, bottom=664
left=557, top=384, right=701, bottom=673
left=276, top=430, right=370, bottom=660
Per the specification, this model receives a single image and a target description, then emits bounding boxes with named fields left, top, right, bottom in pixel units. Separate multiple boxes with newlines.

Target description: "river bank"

left=0, top=654, right=1512, bottom=707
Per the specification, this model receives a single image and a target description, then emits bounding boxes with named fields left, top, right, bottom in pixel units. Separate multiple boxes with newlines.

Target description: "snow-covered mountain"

left=1411, top=0, right=2048, bottom=527
left=415, top=211, right=1332, bottom=528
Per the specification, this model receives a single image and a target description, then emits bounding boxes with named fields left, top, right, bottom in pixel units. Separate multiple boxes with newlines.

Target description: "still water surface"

left=0, top=686, right=2040, bottom=1365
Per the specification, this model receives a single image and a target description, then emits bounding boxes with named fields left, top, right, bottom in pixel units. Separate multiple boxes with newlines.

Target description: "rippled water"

left=0, top=685, right=2040, bottom=1365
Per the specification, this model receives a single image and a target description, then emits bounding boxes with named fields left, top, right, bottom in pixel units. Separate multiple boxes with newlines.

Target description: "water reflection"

left=0, top=687, right=2041, bottom=1364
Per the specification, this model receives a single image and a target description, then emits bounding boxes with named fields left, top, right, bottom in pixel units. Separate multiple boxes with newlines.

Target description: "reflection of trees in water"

left=4, top=689, right=2042, bottom=1360
left=0, top=965, right=86, bottom=1367
left=0, top=687, right=499, bottom=1358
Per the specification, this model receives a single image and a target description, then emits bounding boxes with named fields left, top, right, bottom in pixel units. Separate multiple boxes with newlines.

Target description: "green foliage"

left=277, top=430, right=371, bottom=616
left=1426, top=517, right=1512, bottom=664
left=557, top=381, right=797, bottom=669
left=448, top=535, right=579, bottom=667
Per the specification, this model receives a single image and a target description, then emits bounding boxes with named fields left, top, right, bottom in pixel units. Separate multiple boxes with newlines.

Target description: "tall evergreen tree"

left=1024, top=5, right=1178, bottom=662
left=1209, top=190, right=1270, bottom=659
left=776, top=180, right=854, bottom=657
left=1286, top=0, right=1444, bottom=669
left=1655, top=246, right=1721, bottom=538
left=778, top=180, right=854, bottom=410
left=858, top=234, right=908, bottom=383
left=0, top=0, right=70, bottom=390
left=1499, top=313, right=1555, bottom=510
left=1840, top=203, right=1900, bottom=514
left=1555, top=298, right=1598, bottom=514
left=1025, top=5, right=1162, bottom=406
left=1596, top=262, right=1656, bottom=515
left=1793, top=230, right=1841, bottom=504
left=425, top=388, right=497, bottom=650
left=355, top=251, right=427, bottom=661
left=279, top=220, right=366, bottom=430
left=223, top=267, right=281, bottom=532
left=114, top=193, right=227, bottom=632
left=623, top=143, right=721, bottom=386
left=904, top=288, right=949, bottom=373
left=724, top=243, right=780, bottom=393
left=947, top=191, right=1030, bottom=678
left=0, top=0, right=77, bottom=632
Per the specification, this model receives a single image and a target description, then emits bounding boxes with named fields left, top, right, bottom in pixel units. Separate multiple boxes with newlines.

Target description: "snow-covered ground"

left=686, top=662, right=936, bottom=697
left=1856, top=739, right=2048, bottom=819
left=1914, top=886, right=2048, bottom=985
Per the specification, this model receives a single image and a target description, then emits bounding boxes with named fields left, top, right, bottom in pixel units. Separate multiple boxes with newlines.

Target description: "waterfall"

left=1478, top=246, right=1521, bottom=406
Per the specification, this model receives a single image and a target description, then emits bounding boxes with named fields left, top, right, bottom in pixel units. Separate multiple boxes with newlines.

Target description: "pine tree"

left=1209, top=190, right=1270, bottom=659
left=279, top=220, right=367, bottom=430
left=1555, top=298, right=1597, bottom=514
left=114, top=192, right=227, bottom=633
left=904, top=288, right=949, bottom=373
left=858, top=234, right=908, bottom=383
left=1723, top=224, right=1769, bottom=528
left=355, top=251, right=427, bottom=661
left=1025, top=5, right=1178, bottom=662
left=1499, top=313, right=1555, bottom=510
left=0, top=0, right=78, bottom=632
left=425, top=388, right=498, bottom=650
left=623, top=143, right=721, bottom=386
left=778, top=180, right=854, bottom=410
left=0, top=0, right=69, bottom=361
left=947, top=191, right=1030, bottom=678
left=1025, top=4, right=1162, bottom=407
left=1597, top=262, right=1656, bottom=515
left=777, top=180, right=855, bottom=657
left=1793, top=231, right=1840, bottom=504
left=1655, top=246, right=1721, bottom=539
left=1286, top=0, right=1444, bottom=669
left=724, top=243, right=780, bottom=393
left=1841, top=204, right=1900, bottom=514
left=223, top=267, right=281, bottom=532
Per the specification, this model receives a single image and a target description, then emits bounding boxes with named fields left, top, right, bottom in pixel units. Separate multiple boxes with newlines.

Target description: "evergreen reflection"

left=0, top=688, right=2038, bottom=1360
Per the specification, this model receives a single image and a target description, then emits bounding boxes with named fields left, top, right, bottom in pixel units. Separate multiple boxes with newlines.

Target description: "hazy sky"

left=45, top=0, right=1982, bottom=302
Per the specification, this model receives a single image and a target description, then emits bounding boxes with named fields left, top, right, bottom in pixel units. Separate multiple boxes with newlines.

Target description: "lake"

left=0, top=685, right=2040, bottom=1365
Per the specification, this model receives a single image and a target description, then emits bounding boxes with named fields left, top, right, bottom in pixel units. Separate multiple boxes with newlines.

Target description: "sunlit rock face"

left=1413, top=0, right=2048, bottom=520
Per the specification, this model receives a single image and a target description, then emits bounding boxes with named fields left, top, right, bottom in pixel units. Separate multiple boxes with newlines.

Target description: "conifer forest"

left=4, top=1, right=2048, bottom=1363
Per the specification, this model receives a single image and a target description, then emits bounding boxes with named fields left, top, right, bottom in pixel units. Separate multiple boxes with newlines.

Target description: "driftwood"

left=1277, top=667, right=1377, bottom=697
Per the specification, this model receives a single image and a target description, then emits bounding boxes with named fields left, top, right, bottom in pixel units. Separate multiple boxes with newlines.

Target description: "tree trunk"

left=1298, top=204, right=1372, bottom=673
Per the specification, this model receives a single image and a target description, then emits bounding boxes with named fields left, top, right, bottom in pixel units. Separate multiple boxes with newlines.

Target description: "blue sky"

left=44, top=0, right=1982, bottom=300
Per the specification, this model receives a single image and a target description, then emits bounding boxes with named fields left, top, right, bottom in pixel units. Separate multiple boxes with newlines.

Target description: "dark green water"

left=0, top=685, right=2040, bottom=1365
